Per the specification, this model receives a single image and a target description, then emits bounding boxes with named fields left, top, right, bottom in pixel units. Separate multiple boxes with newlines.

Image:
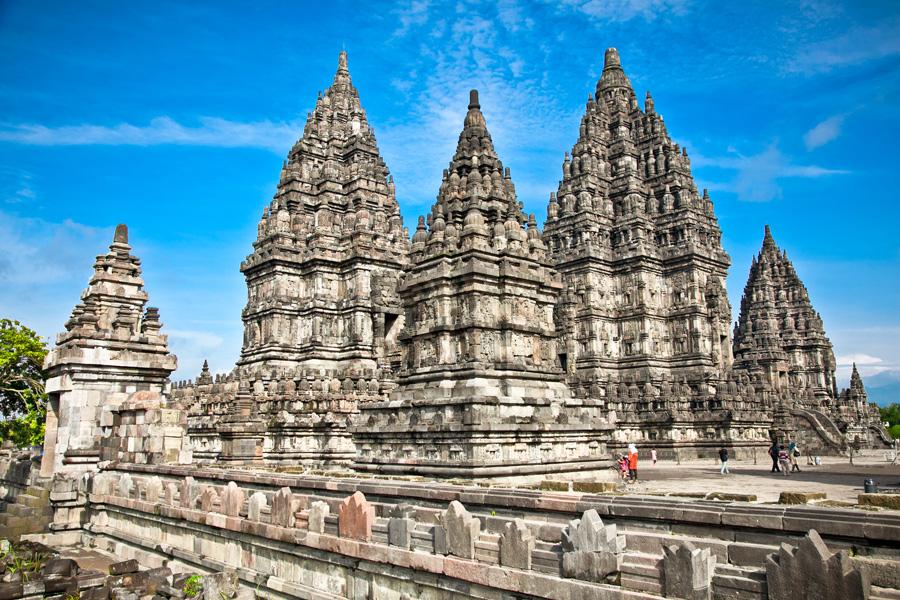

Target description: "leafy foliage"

left=182, top=575, right=203, bottom=598
left=890, top=424, right=900, bottom=440
left=880, top=404, right=900, bottom=428
left=0, top=319, right=48, bottom=447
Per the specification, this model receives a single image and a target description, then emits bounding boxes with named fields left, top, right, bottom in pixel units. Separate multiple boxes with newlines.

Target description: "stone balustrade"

left=73, top=466, right=895, bottom=600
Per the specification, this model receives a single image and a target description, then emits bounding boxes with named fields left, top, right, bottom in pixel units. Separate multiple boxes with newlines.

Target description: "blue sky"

left=1, top=1, right=898, bottom=402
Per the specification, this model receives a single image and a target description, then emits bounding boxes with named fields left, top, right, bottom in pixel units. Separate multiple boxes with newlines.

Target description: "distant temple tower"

left=353, top=91, right=614, bottom=476
left=732, top=225, right=837, bottom=402
left=41, top=225, right=177, bottom=476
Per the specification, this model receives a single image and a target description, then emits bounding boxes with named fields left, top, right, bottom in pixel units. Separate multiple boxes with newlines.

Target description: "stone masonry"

left=46, top=49, right=890, bottom=480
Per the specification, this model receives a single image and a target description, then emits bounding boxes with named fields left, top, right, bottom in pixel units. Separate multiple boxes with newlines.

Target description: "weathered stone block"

left=248, top=491, right=267, bottom=522
left=560, top=509, right=624, bottom=582
left=339, top=491, right=375, bottom=542
left=388, top=516, right=415, bottom=549
left=766, top=529, right=869, bottom=600
left=272, top=487, right=295, bottom=527
left=663, top=541, right=715, bottom=600
left=309, top=500, right=330, bottom=534
left=500, top=519, right=534, bottom=570
left=779, top=491, right=826, bottom=505
left=858, top=493, right=900, bottom=510
left=221, top=481, right=244, bottom=517
left=443, top=500, right=480, bottom=560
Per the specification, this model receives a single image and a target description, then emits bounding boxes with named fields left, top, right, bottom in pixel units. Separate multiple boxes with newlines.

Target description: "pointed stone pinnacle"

left=604, top=47, right=621, bottom=69
left=114, top=224, right=129, bottom=244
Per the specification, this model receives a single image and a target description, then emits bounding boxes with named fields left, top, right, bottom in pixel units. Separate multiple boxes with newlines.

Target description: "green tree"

left=0, top=319, right=48, bottom=447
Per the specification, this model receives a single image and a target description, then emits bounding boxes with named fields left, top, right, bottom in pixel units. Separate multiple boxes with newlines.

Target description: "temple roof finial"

left=604, top=47, right=621, bottom=69
left=338, top=50, right=349, bottom=72
left=763, top=224, right=776, bottom=249
left=113, top=224, right=128, bottom=244
left=468, top=89, right=480, bottom=110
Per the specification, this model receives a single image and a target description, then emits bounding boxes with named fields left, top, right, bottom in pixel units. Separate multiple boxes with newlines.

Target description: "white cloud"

left=785, top=18, right=900, bottom=75
left=690, top=143, right=847, bottom=202
left=836, top=353, right=883, bottom=367
left=393, top=0, right=432, bottom=37
left=554, top=0, right=690, bottom=22
left=804, top=114, right=845, bottom=150
left=0, top=116, right=302, bottom=153
left=0, top=212, right=110, bottom=286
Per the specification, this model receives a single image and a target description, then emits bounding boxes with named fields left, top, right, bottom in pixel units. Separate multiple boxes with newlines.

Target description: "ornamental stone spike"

left=765, top=529, right=868, bottom=600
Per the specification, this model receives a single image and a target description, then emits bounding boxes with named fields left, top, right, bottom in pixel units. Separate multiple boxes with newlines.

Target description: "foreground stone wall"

left=34, top=464, right=899, bottom=600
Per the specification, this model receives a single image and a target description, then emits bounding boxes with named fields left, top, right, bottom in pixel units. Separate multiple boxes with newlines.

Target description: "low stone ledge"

left=859, top=493, right=900, bottom=510
left=778, top=491, right=826, bottom=505
left=96, top=464, right=900, bottom=547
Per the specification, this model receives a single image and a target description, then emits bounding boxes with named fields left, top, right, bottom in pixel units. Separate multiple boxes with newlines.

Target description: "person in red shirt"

left=627, top=443, right=638, bottom=482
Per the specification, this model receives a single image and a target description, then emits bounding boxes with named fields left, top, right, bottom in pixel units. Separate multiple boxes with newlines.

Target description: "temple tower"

left=217, top=51, right=410, bottom=465
left=239, top=50, right=409, bottom=373
left=353, top=91, right=613, bottom=477
left=41, top=225, right=177, bottom=476
left=544, top=48, right=733, bottom=403
left=732, top=225, right=837, bottom=402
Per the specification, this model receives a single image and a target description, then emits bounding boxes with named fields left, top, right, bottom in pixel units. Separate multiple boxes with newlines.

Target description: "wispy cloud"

left=0, top=167, right=37, bottom=205
left=0, top=116, right=302, bottom=153
left=553, top=0, right=691, bottom=22
left=785, top=17, right=900, bottom=75
left=0, top=212, right=110, bottom=286
left=804, top=114, right=845, bottom=150
left=691, top=143, right=847, bottom=202
left=382, top=1, right=581, bottom=215
left=835, top=353, right=900, bottom=388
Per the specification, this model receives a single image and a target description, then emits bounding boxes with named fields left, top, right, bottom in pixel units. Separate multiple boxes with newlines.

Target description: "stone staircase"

left=0, top=478, right=53, bottom=541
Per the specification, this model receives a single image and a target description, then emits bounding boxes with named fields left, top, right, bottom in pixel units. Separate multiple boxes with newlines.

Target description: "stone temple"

left=3, top=48, right=895, bottom=600
left=38, top=49, right=888, bottom=481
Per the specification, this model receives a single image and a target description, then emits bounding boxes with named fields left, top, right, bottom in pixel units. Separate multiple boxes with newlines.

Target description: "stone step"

left=872, top=586, right=900, bottom=600
left=17, top=492, right=49, bottom=508
left=4, top=503, right=35, bottom=517
left=620, top=574, right=662, bottom=595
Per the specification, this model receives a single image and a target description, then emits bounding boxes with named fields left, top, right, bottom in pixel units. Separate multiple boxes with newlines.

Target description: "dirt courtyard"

left=620, top=452, right=900, bottom=503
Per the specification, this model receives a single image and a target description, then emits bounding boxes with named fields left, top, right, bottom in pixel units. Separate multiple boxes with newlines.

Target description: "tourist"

left=628, top=443, right=639, bottom=482
left=789, top=441, right=801, bottom=472
left=718, top=446, right=730, bottom=475
left=769, top=442, right=781, bottom=473
left=618, top=454, right=629, bottom=481
left=778, top=445, right=791, bottom=476
left=651, top=448, right=657, bottom=465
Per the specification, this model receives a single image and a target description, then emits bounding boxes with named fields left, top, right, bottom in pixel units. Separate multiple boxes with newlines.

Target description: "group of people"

left=769, top=441, right=803, bottom=475
left=717, top=442, right=805, bottom=476
left=616, top=443, right=646, bottom=482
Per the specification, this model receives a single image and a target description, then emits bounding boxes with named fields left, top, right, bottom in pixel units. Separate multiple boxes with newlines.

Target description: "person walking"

left=778, top=445, right=791, bottom=476
left=788, top=441, right=801, bottom=472
left=719, top=446, right=730, bottom=475
left=769, top=442, right=781, bottom=473
left=628, top=443, right=639, bottom=482
left=651, top=448, right=658, bottom=466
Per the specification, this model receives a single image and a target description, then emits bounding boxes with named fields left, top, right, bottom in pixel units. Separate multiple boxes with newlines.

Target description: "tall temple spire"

left=545, top=47, right=732, bottom=389
left=424, top=88, right=524, bottom=246
left=733, top=226, right=837, bottom=400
